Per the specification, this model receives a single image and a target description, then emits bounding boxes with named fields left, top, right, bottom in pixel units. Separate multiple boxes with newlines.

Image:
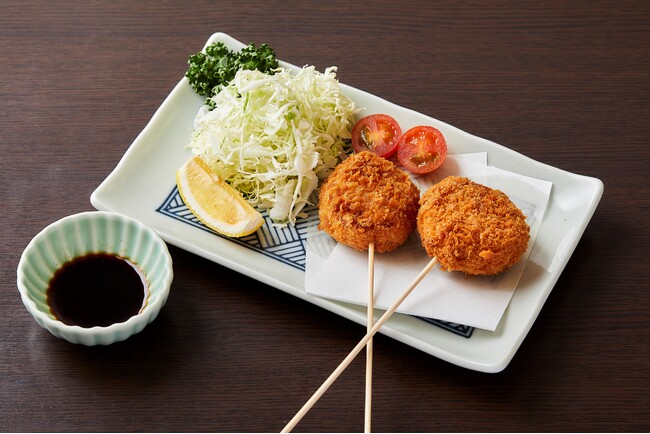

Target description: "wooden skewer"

left=365, top=242, right=375, bottom=433
left=281, top=256, right=438, bottom=433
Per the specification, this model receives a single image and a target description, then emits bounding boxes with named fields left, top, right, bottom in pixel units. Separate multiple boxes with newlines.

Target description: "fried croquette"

left=318, top=151, right=420, bottom=253
left=417, top=176, right=530, bottom=275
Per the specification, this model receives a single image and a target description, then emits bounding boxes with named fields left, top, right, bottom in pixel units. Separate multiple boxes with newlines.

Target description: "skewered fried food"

left=318, top=151, right=420, bottom=253
left=417, top=176, right=530, bottom=275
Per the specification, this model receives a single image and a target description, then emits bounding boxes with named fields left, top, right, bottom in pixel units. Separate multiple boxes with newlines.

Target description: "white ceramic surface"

left=90, top=33, right=603, bottom=372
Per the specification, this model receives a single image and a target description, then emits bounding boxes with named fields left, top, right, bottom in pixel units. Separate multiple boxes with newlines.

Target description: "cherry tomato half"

left=351, top=114, right=402, bottom=158
left=397, top=126, right=447, bottom=174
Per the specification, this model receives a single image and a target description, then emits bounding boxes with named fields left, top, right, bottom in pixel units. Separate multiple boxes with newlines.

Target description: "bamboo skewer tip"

left=280, top=256, right=438, bottom=433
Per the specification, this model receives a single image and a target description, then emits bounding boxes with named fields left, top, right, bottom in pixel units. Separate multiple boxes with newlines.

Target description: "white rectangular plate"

left=91, top=33, right=603, bottom=373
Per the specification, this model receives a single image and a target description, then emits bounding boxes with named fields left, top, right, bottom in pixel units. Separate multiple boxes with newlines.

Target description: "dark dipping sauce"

left=47, top=253, right=148, bottom=328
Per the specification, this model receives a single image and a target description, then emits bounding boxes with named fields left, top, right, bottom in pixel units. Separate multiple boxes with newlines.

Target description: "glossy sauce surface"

left=47, top=253, right=148, bottom=328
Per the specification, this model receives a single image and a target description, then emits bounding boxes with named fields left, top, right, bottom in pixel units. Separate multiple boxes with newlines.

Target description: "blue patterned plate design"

left=156, top=186, right=474, bottom=338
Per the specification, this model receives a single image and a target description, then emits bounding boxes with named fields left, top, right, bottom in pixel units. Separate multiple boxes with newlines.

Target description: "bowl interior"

left=18, top=212, right=172, bottom=325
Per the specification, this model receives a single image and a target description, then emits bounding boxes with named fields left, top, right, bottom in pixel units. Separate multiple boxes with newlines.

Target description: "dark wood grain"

left=1, top=0, right=649, bottom=432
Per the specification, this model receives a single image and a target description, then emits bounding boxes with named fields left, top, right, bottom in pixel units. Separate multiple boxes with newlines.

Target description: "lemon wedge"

left=176, top=156, right=264, bottom=237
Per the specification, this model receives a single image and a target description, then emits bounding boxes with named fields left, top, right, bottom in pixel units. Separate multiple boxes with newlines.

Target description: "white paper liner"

left=305, top=154, right=552, bottom=331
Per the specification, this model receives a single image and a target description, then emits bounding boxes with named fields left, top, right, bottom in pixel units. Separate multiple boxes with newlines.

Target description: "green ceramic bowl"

left=17, top=211, right=173, bottom=345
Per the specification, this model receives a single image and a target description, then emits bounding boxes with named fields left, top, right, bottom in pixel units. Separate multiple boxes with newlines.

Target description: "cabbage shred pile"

left=188, top=66, right=357, bottom=225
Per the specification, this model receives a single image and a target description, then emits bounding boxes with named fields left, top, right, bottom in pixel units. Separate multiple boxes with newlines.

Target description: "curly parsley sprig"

left=185, top=42, right=279, bottom=108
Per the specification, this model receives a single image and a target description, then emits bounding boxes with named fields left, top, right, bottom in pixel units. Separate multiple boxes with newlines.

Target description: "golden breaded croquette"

left=417, top=176, right=530, bottom=275
left=318, top=151, right=420, bottom=253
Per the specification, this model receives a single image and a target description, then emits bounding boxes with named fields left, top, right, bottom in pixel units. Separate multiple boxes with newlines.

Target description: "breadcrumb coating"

left=318, top=151, right=420, bottom=253
left=417, top=176, right=530, bottom=275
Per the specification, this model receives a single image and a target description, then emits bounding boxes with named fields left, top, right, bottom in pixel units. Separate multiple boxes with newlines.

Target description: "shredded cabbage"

left=187, top=66, right=357, bottom=225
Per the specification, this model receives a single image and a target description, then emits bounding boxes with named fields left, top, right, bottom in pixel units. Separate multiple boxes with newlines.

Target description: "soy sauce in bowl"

left=47, top=253, right=149, bottom=328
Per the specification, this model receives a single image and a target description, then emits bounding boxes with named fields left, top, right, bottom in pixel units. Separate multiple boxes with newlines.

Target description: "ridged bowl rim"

left=17, top=211, right=173, bottom=345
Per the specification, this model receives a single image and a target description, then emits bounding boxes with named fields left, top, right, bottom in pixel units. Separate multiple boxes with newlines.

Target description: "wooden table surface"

left=2, top=1, right=649, bottom=432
